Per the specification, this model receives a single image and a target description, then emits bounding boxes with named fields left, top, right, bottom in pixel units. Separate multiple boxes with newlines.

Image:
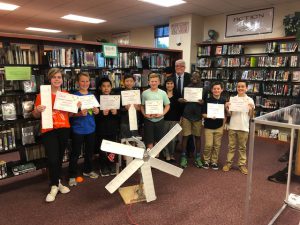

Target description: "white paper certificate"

left=100, top=95, right=120, bottom=110
left=53, top=91, right=79, bottom=113
left=229, top=96, right=249, bottom=112
left=184, top=87, right=203, bottom=102
left=145, top=100, right=163, bottom=114
left=129, top=105, right=138, bottom=131
left=79, top=95, right=100, bottom=110
left=207, top=103, right=224, bottom=119
left=121, top=90, right=141, bottom=106
left=40, top=85, right=53, bottom=129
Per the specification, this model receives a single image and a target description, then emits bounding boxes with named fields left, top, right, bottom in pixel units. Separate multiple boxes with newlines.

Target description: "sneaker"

left=45, top=185, right=59, bottom=202
left=68, top=178, right=77, bottom=187
left=100, top=167, right=110, bottom=177
left=58, top=181, right=70, bottom=194
left=211, top=163, right=219, bottom=170
left=83, top=171, right=99, bottom=179
left=166, top=155, right=171, bottom=161
left=180, top=156, right=188, bottom=168
left=194, top=157, right=203, bottom=168
left=110, top=165, right=117, bottom=176
left=239, top=165, right=248, bottom=175
left=203, top=162, right=210, bottom=169
left=222, top=164, right=231, bottom=172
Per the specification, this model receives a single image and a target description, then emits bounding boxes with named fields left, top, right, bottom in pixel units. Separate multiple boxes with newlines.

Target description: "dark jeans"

left=95, top=134, right=117, bottom=170
left=69, top=132, right=95, bottom=178
left=42, top=128, right=70, bottom=186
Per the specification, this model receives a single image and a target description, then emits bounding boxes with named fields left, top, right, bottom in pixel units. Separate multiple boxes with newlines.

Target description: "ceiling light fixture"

left=26, top=27, right=62, bottom=33
left=0, top=2, right=19, bottom=11
left=61, top=14, right=106, bottom=24
left=139, top=0, right=186, bottom=7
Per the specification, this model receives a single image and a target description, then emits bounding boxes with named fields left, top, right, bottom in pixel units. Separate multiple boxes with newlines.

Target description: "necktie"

left=178, top=76, right=182, bottom=95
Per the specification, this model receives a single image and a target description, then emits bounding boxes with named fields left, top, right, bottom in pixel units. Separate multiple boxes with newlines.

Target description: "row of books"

left=45, top=48, right=171, bottom=69
left=214, top=44, right=243, bottom=55
left=255, top=96, right=297, bottom=109
left=24, top=145, right=45, bottom=162
left=197, top=56, right=289, bottom=68
left=197, top=46, right=211, bottom=56
left=200, top=69, right=300, bottom=82
left=0, top=160, right=7, bottom=179
left=0, top=127, right=16, bottom=152
left=257, top=129, right=289, bottom=142
left=0, top=44, right=39, bottom=65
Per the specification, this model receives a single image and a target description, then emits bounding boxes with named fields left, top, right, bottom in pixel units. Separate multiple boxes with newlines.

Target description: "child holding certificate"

left=120, top=75, right=141, bottom=139
left=202, top=81, right=226, bottom=170
left=68, top=72, right=100, bottom=187
left=179, top=72, right=206, bottom=169
left=222, top=81, right=255, bottom=175
left=163, top=77, right=181, bottom=162
left=141, top=73, right=170, bottom=150
left=95, top=77, right=120, bottom=177
left=32, top=68, right=71, bottom=202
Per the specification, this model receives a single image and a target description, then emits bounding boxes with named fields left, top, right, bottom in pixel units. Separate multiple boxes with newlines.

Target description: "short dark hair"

left=237, top=80, right=248, bottom=87
left=99, top=77, right=112, bottom=86
left=163, top=67, right=173, bottom=74
left=124, top=74, right=135, bottom=81
left=211, top=81, right=223, bottom=89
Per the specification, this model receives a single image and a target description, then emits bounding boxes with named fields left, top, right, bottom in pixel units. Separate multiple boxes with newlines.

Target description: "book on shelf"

left=198, top=46, right=211, bottom=56
left=292, top=84, right=300, bottom=96
left=197, top=58, right=211, bottom=67
left=215, top=46, right=222, bottom=55
left=290, top=55, right=298, bottom=67
left=279, top=42, right=298, bottom=53
left=265, top=42, right=278, bottom=53
left=292, top=71, right=300, bottom=82
left=0, top=160, right=7, bottom=179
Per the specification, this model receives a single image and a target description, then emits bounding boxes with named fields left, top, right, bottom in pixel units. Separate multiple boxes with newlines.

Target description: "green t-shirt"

left=142, top=88, right=170, bottom=122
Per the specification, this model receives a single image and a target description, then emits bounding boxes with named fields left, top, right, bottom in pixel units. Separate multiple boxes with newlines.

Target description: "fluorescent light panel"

left=139, top=0, right=186, bottom=7
left=26, top=27, right=62, bottom=33
left=0, top=2, right=19, bottom=11
left=61, top=14, right=106, bottom=24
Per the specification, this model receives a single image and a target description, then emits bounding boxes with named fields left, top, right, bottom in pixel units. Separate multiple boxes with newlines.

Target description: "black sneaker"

left=110, top=165, right=117, bottom=176
left=203, top=162, right=210, bottom=169
left=211, top=163, right=219, bottom=170
left=100, top=167, right=110, bottom=177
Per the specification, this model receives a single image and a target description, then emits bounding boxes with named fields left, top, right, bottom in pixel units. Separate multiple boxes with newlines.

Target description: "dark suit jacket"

left=172, top=72, right=191, bottom=116
left=172, top=72, right=191, bottom=98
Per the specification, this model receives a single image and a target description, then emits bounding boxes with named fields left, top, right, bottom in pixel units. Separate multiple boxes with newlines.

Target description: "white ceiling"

left=0, top=0, right=298, bottom=37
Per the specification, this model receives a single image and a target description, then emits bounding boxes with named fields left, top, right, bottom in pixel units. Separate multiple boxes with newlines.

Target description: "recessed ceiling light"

left=139, top=0, right=186, bottom=7
left=0, top=2, right=19, bottom=11
left=61, top=14, right=106, bottom=24
left=26, top=27, right=62, bottom=33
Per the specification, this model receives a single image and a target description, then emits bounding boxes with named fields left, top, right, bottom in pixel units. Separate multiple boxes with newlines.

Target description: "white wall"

left=203, top=1, right=300, bottom=42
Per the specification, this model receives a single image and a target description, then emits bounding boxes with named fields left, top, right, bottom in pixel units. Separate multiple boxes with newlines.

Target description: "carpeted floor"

left=0, top=136, right=300, bottom=225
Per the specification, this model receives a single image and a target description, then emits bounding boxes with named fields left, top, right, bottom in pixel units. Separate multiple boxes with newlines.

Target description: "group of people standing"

left=32, top=59, right=254, bottom=203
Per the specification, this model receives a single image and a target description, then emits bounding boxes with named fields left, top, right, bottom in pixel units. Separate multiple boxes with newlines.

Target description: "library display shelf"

left=197, top=37, right=300, bottom=116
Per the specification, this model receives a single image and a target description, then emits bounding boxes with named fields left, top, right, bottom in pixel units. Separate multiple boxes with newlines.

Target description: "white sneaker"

left=69, top=178, right=77, bottom=187
left=83, top=171, right=99, bottom=179
left=58, top=181, right=70, bottom=194
left=45, top=185, right=59, bottom=202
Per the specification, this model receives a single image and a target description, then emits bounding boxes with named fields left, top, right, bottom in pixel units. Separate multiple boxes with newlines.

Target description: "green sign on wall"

left=5, top=66, right=31, bottom=80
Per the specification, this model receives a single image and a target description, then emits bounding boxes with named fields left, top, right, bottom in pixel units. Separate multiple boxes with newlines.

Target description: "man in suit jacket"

left=172, top=59, right=191, bottom=98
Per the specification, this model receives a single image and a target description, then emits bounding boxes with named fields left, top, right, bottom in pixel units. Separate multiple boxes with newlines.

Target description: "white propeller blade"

left=141, top=162, right=157, bottom=202
left=105, top=159, right=144, bottom=193
left=149, top=157, right=183, bottom=178
left=101, top=139, right=144, bottom=159
left=148, top=124, right=182, bottom=158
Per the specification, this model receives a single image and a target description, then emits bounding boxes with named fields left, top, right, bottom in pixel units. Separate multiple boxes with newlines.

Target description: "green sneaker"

left=180, top=156, right=188, bottom=168
left=194, top=157, right=203, bottom=168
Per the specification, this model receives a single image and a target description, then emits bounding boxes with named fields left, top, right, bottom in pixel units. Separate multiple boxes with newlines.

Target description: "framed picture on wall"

left=225, top=8, right=274, bottom=37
